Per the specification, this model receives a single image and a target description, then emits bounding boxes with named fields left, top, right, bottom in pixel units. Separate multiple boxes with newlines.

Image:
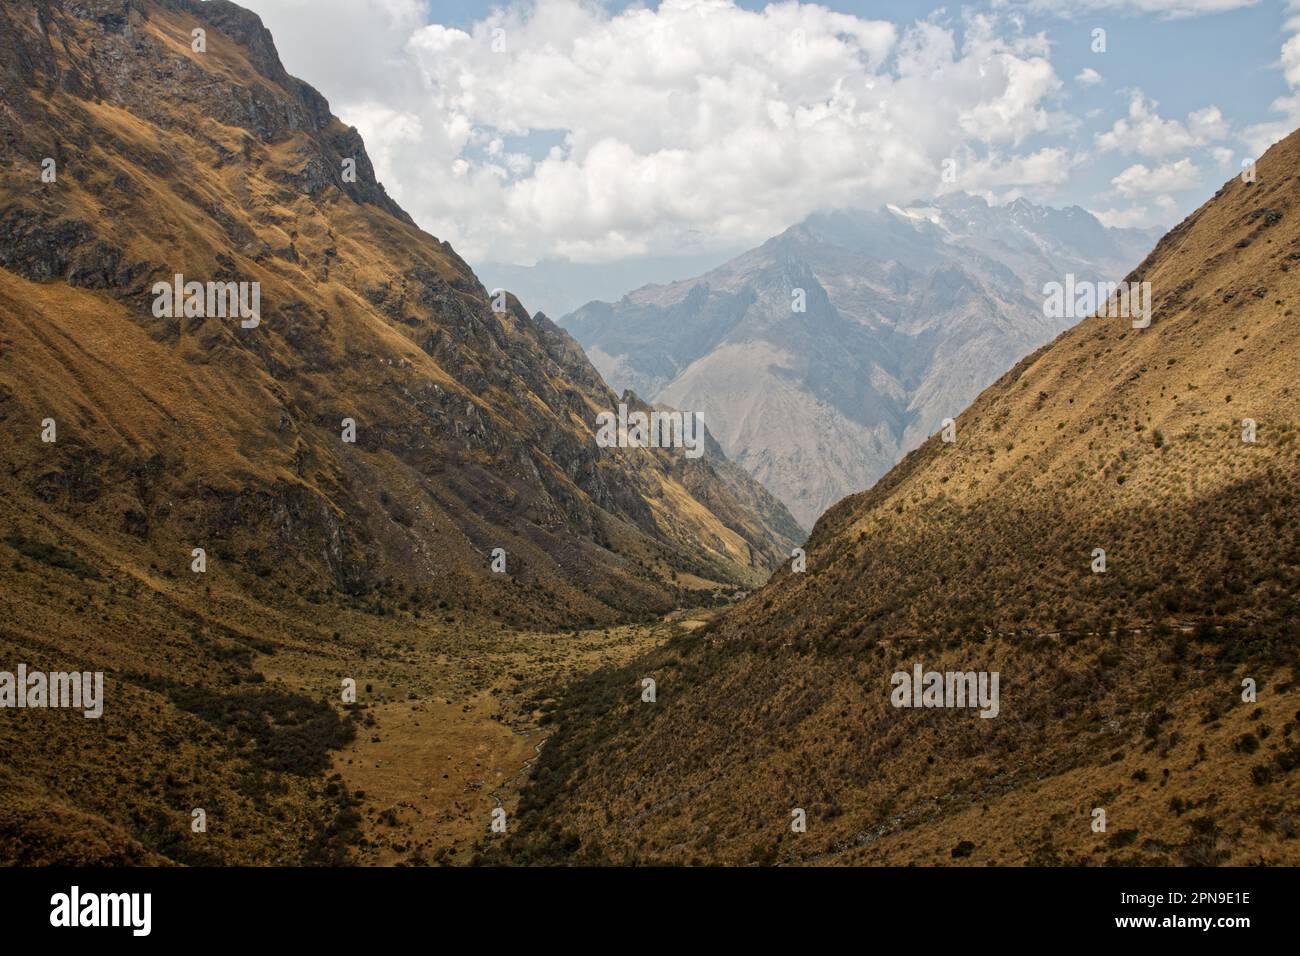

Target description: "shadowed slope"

left=503, top=127, right=1300, bottom=867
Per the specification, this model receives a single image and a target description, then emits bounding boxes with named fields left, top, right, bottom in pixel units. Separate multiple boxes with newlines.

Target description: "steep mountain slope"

left=563, top=197, right=1158, bottom=527
left=504, top=130, right=1300, bottom=866
left=0, top=0, right=802, bottom=618
left=0, top=0, right=799, bottom=863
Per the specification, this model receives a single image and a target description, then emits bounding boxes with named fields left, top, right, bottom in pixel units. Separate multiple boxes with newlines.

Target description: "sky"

left=232, top=0, right=1300, bottom=276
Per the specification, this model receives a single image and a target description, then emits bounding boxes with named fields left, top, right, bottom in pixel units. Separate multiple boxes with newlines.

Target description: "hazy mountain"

left=0, top=0, right=798, bottom=863
left=562, top=195, right=1161, bottom=527
left=476, top=249, right=746, bottom=322
left=503, top=128, right=1300, bottom=866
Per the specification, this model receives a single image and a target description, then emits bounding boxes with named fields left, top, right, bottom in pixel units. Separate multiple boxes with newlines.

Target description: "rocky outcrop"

left=0, top=0, right=800, bottom=629
left=563, top=196, right=1161, bottom=527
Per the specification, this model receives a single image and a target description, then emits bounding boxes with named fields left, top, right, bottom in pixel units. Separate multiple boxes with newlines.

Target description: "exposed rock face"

left=563, top=196, right=1160, bottom=528
left=0, top=0, right=801, bottom=627
left=0, top=0, right=808, bottom=867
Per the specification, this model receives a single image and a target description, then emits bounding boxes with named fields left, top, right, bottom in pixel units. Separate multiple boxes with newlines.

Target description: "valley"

left=501, top=125, right=1300, bottom=866
left=262, top=608, right=689, bottom=866
left=0, top=509, right=705, bottom=864
left=0, top=0, right=1296, bottom=873
left=0, top=0, right=793, bottom=866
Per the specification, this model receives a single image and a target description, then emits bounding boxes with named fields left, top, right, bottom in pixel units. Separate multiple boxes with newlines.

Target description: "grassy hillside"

left=500, top=126, right=1300, bottom=867
left=0, top=0, right=801, bottom=864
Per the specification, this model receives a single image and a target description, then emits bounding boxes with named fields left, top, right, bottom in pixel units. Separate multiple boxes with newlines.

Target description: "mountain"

left=477, top=250, right=745, bottom=325
left=562, top=196, right=1160, bottom=527
left=501, top=129, right=1300, bottom=866
left=0, top=0, right=798, bottom=863
left=0, top=0, right=803, bottom=618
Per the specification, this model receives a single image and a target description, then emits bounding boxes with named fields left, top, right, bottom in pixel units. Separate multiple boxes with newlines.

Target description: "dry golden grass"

left=0, top=0, right=797, bottom=864
left=498, top=127, right=1300, bottom=867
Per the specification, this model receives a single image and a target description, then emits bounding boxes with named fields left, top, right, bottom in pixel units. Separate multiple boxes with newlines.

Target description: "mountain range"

left=502, top=127, right=1300, bottom=866
left=477, top=249, right=746, bottom=326
left=562, top=195, right=1161, bottom=527
left=2, top=0, right=1296, bottom=871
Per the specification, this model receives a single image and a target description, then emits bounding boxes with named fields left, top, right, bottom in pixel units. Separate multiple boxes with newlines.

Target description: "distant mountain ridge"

left=477, top=249, right=746, bottom=324
left=506, top=126, right=1300, bottom=868
left=562, top=194, right=1160, bottom=527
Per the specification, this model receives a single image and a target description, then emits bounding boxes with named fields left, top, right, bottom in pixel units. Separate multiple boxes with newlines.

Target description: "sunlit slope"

left=504, top=128, right=1300, bottom=867
left=0, top=0, right=801, bottom=628
left=0, top=0, right=801, bottom=865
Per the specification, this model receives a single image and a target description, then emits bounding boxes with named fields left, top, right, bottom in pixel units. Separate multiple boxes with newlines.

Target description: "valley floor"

left=3, top=522, right=1295, bottom=867
left=0, top=498, right=719, bottom=865
left=260, top=614, right=694, bottom=865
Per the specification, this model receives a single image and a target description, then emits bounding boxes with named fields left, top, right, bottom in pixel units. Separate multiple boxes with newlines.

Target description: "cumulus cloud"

left=1096, top=91, right=1229, bottom=156
left=1209, top=146, right=1235, bottom=170
left=240, top=0, right=1080, bottom=264
left=1018, top=0, right=1256, bottom=17
left=1096, top=153, right=1209, bottom=228
left=1109, top=157, right=1201, bottom=196
left=1090, top=205, right=1155, bottom=229
left=954, top=146, right=1083, bottom=201
left=1285, top=32, right=1300, bottom=86
left=1241, top=2, right=1300, bottom=156
left=236, top=0, right=1286, bottom=264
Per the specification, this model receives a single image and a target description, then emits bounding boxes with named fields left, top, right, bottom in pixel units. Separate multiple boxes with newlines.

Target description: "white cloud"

left=1074, top=67, right=1103, bottom=86
left=1109, top=157, right=1200, bottom=196
left=1239, top=2, right=1300, bottom=155
left=1187, top=105, right=1229, bottom=140
left=1241, top=89, right=1300, bottom=157
left=1209, top=146, right=1235, bottom=170
left=1019, top=0, right=1257, bottom=17
left=950, top=146, right=1082, bottom=198
left=1096, top=91, right=1229, bottom=156
left=1089, top=205, right=1154, bottom=229
left=1284, top=33, right=1300, bottom=86
left=239, top=0, right=1078, bottom=264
